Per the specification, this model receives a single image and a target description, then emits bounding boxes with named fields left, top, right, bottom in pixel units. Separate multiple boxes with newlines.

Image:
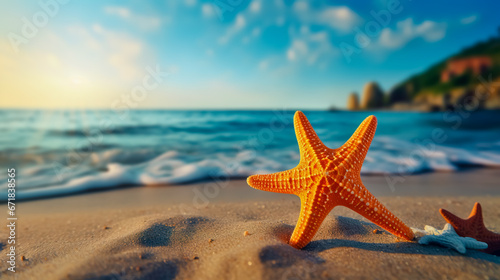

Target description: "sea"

left=1, top=109, right=500, bottom=201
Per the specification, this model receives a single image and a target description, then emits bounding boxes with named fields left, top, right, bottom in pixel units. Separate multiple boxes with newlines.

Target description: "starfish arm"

left=424, top=225, right=441, bottom=235
left=419, top=234, right=468, bottom=253
left=469, top=202, right=485, bottom=227
left=439, top=208, right=467, bottom=233
left=450, top=239, right=467, bottom=254
left=247, top=168, right=307, bottom=195
left=336, top=115, right=377, bottom=170
left=337, top=181, right=414, bottom=240
left=289, top=192, right=334, bottom=249
left=463, top=237, right=488, bottom=250
left=485, top=241, right=500, bottom=255
left=417, top=235, right=433, bottom=245
left=294, top=111, right=329, bottom=163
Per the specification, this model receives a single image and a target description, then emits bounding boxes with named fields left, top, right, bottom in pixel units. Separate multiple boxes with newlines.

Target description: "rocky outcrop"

left=483, top=77, right=500, bottom=109
left=360, top=82, right=385, bottom=109
left=414, top=93, right=447, bottom=109
left=407, top=86, right=500, bottom=111
left=345, top=77, right=500, bottom=112
left=390, top=102, right=440, bottom=112
left=388, top=85, right=410, bottom=104
left=347, top=92, right=360, bottom=110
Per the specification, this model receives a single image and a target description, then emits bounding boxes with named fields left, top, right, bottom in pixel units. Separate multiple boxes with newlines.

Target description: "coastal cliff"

left=360, top=82, right=385, bottom=110
left=345, top=36, right=500, bottom=111
left=347, top=92, right=360, bottom=110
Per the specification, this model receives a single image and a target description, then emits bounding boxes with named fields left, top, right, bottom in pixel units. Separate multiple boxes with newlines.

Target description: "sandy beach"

left=0, top=169, right=499, bottom=279
left=3, top=0, right=500, bottom=278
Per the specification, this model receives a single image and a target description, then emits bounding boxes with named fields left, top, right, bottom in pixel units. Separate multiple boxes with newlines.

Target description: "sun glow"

left=70, top=75, right=86, bottom=85
left=71, top=77, right=82, bottom=85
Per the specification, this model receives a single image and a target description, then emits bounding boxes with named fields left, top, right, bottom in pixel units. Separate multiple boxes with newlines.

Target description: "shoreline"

left=1, top=169, right=499, bottom=279
left=9, top=167, right=500, bottom=206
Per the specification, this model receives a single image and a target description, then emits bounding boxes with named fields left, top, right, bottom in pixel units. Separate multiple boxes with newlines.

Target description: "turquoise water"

left=1, top=109, right=499, bottom=200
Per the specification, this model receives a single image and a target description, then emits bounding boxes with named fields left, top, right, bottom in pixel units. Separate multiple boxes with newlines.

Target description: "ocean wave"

left=46, top=120, right=277, bottom=137
left=2, top=110, right=500, bottom=201
left=1, top=136, right=500, bottom=201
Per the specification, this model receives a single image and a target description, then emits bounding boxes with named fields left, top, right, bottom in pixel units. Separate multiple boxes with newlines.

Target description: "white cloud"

left=416, top=21, right=447, bottom=41
left=204, top=1, right=352, bottom=70
left=202, top=4, right=215, bottom=18
left=242, top=27, right=261, bottom=44
left=256, top=56, right=287, bottom=74
left=287, top=40, right=308, bottom=61
left=250, top=0, right=261, bottom=13
left=292, top=1, right=360, bottom=34
left=218, top=14, right=246, bottom=45
left=104, top=6, right=130, bottom=18
left=378, top=18, right=446, bottom=49
left=185, top=0, right=197, bottom=7
left=461, top=15, right=477, bottom=25
left=67, top=24, right=147, bottom=80
left=235, top=14, right=246, bottom=28
left=293, top=1, right=308, bottom=12
left=104, top=6, right=161, bottom=30
left=317, top=7, right=360, bottom=33
left=286, top=29, right=339, bottom=67
left=274, top=0, right=285, bottom=9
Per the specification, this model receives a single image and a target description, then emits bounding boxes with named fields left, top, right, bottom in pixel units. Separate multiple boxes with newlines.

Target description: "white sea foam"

left=1, top=135, right=499, bottom=201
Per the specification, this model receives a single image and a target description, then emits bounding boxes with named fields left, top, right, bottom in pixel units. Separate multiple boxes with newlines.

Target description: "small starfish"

left=440, top=202, right=500, bottom=255
left=418, top=224, right=488, bottom=254
left=247, top=111, right=414, bottom=249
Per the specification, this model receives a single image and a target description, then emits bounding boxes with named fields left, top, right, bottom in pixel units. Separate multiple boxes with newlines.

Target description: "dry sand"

left=1, top=169, right=500, bottom=279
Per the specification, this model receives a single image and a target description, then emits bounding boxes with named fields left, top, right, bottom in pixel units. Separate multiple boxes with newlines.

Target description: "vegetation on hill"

left=391, top=36, right=500, bottom=99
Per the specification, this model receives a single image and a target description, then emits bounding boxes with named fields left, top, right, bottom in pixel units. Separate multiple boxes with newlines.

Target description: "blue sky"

left=1, top=0, right=499, bottom=109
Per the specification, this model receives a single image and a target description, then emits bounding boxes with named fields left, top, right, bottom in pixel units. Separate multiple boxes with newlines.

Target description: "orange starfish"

left=440, top=202, right=500, bottom=255
left=247, top=111, right=414, bottom=249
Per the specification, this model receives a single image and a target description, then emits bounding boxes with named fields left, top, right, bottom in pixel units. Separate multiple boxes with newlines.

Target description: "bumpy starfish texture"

left=418, top=224, right=488, bottom=254
left=440, top=202, right=500, bottom=255
left=247, top=111, right=414, bottom=249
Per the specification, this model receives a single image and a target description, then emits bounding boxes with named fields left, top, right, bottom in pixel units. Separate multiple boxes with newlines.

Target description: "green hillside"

left=392, top=36, right=500, bottom=99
